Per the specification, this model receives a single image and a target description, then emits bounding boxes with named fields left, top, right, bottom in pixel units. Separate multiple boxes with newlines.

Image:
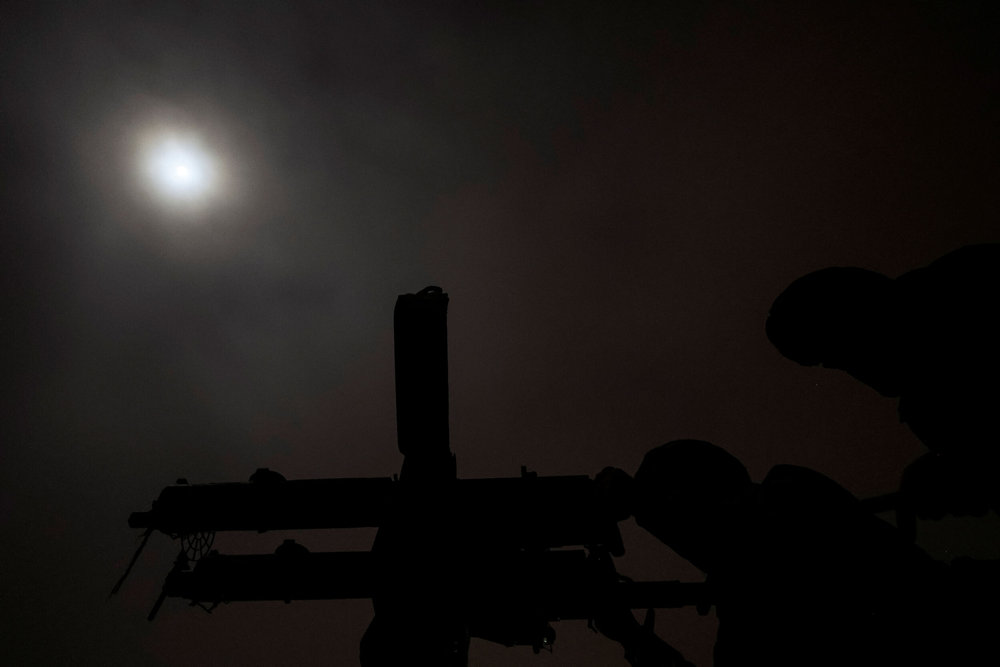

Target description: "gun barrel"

left=166, top=550, right=376, bottom=602
left=130, top=477, right=394, bottom=534
left=163, top=548, right=713, bottom=613
left=129, top=475, right=623, bottom=555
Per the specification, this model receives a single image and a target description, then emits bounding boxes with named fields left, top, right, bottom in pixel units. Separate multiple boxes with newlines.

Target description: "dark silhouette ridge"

left=766, top=244, right=1000, bottom=519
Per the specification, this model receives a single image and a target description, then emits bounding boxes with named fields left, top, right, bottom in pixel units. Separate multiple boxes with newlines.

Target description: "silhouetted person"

left=766, top=244, right=1000, bottom=517
left=595, top=440, right=944, bottom=667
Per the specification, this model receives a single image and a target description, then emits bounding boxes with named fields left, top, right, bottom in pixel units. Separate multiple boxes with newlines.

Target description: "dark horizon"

left=3, top=2, right=999, bottom=665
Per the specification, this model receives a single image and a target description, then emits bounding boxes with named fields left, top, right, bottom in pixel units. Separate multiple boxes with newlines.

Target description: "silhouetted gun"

left=119, top=287, right=712, bottom=664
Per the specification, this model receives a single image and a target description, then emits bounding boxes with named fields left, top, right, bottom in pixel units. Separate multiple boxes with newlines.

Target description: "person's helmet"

left=632, top=440, right=752, bottom=572
left=765, top=266, right=895, bottom=368
left=634, top=440, right=751, bottom=503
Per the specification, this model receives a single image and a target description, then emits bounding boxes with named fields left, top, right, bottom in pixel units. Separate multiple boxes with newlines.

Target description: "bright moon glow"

left=142, top=133, right=217, bottom=204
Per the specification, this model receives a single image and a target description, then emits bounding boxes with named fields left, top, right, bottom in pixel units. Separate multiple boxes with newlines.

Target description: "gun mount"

left=118, top=286, right=712, bottom=664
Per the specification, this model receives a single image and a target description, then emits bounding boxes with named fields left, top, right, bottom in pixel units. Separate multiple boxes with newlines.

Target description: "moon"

left=142, top=132, right=217, bottom=204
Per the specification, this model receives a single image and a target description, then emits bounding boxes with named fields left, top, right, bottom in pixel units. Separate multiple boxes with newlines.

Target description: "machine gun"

left=118, top=287, right=712, bottom=664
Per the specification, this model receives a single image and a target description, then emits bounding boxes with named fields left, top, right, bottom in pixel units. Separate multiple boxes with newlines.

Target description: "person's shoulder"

left=760, top=465, right=931, bottom=566
left=899, top=243, right=1000, bottom=287
left=932, top=243, right=1000, bottom=265
left=894, top=244, right=999, bottom=333
left=763, top=464, right=857, bottom=499
left=760, top=464, right=860, bottom=516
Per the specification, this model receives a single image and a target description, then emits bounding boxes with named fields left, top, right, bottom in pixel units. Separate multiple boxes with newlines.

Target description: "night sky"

left=3, top=2, right=999, bottom=665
